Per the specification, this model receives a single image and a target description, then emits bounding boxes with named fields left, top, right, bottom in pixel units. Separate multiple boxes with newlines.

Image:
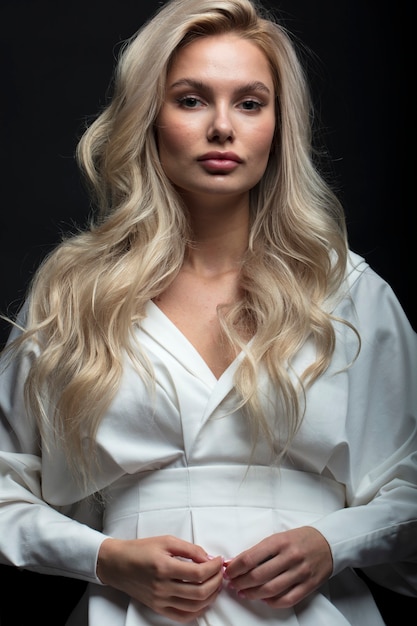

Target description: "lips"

left=197, top=151, right=243, bottom=172
left=198, top=151, right=243, bottom=163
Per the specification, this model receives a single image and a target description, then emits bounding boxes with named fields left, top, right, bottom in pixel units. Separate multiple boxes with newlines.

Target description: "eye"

left=176, top=96, right=204, bottom=109
left=239, top=99, right=264, bottom=111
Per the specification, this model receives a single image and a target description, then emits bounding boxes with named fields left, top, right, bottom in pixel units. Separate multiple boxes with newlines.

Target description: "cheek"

left=254, top=121, right=276, bottom=157
left=157, top=128, right=180, bottom=159
left=240, top=112, right=276, bottom=161
left=157, top=119, right=196, bottom=160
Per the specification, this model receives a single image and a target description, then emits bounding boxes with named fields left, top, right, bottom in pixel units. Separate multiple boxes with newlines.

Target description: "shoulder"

left=326, top=250, right=390, bottom=315
left=344, top=250, right=369, bottom=286
left=330, top=250, right=416, bottom=342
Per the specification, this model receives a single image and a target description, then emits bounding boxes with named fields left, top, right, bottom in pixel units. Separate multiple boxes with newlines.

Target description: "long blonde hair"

left=5, top=0, right=350, bottom=479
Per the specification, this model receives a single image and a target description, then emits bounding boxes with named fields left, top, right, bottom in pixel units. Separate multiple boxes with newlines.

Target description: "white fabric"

left=0, top=251, right=416, bottom=625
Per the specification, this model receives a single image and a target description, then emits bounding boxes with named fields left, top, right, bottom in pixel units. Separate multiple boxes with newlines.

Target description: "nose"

left=207, top=104, right=234, bottom=143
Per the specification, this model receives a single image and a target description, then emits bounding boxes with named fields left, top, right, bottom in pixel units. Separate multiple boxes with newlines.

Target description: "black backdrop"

left=0, top=0, right=414, bottom=623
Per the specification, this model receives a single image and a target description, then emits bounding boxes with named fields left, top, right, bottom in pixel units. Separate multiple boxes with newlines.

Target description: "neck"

left=183, top=197, right=250, bottom=277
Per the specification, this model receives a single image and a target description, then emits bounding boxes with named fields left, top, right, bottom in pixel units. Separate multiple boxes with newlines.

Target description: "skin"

left=223, top=527, right=333, bottom=608
left=154, top=33, right=276, bottom=377
left=156, top=33, right=276, bottom=205
left=97, top=33, right=333, bottom=622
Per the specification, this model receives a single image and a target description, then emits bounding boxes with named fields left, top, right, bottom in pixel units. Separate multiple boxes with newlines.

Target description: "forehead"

left=167, top=33, right=273, bottom=88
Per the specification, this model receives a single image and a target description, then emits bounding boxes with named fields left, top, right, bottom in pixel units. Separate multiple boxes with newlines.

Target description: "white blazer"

left=0, top=251, right=416, bottom=625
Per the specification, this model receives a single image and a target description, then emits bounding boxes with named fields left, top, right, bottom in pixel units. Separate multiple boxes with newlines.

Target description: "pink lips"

left=197, top=151, right=243, bottom=172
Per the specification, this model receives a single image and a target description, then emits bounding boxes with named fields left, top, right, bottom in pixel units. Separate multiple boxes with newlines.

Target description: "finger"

left=225, top=554, right=282, bottom=591
left=236, top=565, right=309, bottom=604
left=168, top=578, right=223, bottom=607
left=258, top=553, right=275, bottom=566
left=167, top=537, right=213, bottom=564
left=152, top=579, right=222, bottom=621
left=261, top=581, right=311, bottom=609
left=172, top=555, right=224, bottom=584
left=224, top=542, right=277, bottom=579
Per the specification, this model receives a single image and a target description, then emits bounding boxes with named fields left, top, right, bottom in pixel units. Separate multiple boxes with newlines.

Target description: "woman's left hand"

left=223, top=526, right=333, bottom=608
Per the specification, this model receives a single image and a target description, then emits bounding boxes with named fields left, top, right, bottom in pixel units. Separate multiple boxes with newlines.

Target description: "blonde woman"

left=0, top=0, right=416, bottom=624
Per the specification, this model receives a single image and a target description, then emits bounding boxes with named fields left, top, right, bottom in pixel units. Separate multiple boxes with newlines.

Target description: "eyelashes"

left=239, top=100, right=266, bottom=111
left=175, top=96, right=266, bottom=111
left=176, top=96, right=202, bottom=108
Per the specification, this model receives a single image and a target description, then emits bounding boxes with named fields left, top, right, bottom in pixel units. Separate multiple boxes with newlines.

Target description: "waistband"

left=104, top=465, right=346, bottom=523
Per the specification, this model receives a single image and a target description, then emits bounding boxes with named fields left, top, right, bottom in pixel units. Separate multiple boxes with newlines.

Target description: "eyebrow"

left=168, top=78, right=271, bottom=95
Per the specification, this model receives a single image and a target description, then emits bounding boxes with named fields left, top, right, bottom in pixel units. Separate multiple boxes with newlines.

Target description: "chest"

left=153, top=270, right=243, bottom=378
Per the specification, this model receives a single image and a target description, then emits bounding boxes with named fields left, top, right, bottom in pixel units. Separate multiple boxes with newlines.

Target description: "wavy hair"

left=4, top=0, right=351, bottom=481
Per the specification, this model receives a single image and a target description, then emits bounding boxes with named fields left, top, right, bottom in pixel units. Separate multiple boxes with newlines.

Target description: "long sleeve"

left=0, top=321, right=106, bottom=583
left=310, top=264, right=417, bottom=595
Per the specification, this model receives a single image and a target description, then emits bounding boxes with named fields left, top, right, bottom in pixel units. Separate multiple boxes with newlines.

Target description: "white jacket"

left=0, top=251, right=416, bottom=625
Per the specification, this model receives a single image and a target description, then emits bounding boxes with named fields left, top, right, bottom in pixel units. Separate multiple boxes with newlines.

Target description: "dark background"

left=0, top=0, right=414, bottom=623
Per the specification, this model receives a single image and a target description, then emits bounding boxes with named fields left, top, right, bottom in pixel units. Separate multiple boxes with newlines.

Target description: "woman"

left=0, top=0, right=416, bottom=624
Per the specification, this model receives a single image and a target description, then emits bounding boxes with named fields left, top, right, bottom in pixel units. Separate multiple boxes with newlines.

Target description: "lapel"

left=139, top=301, right=241, bottom=453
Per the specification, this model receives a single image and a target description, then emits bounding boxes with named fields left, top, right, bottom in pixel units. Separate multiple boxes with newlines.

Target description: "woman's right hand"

left=97, top=535, right=224, bottom=623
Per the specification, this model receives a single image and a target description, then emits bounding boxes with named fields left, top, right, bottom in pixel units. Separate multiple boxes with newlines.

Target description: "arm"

left=224, top=266, right=417, bottom=604
left=0, top=325, right=106, bottom=582
left=0, top=320, right=224, bottom=621
left=312, top=269, right=417, bottom=593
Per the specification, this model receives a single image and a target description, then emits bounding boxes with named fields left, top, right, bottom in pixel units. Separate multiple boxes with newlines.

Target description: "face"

left=156, top=33, right=276, bottom=205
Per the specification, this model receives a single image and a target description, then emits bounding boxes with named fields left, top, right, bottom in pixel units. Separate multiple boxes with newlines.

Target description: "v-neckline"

left=143, top=300, right=244, bottom=383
